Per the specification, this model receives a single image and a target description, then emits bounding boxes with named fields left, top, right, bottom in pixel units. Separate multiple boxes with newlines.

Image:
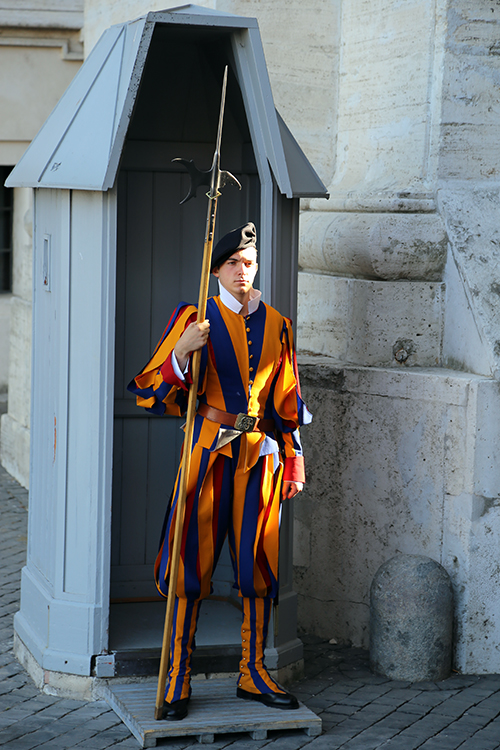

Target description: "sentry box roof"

left=6, top=4, right=328, bottom=199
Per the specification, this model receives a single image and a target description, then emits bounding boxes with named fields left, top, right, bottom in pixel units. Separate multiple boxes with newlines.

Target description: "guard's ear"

left=212, top=267, right=220, bottom=278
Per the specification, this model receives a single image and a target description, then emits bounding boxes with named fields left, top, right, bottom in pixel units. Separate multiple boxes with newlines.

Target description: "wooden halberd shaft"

left=154, top=67, right=230, bottom=720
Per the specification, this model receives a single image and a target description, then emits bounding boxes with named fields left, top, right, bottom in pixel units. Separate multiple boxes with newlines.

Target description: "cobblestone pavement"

left=2, top=463, right=500, bottom=749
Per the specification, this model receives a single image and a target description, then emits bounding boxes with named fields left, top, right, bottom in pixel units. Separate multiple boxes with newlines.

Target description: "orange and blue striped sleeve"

left=272, top=317, right=312, bottom=483
left=127, top=303, right=207, bottom=416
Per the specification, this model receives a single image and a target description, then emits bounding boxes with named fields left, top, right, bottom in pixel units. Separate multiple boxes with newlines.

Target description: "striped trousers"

left=156, top=437, right=284, bottom=702
left=165, top=594, right=284, bottom=702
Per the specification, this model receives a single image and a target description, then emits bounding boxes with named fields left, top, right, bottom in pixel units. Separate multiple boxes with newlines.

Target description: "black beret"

left=211, top=222, right=257, bottom=271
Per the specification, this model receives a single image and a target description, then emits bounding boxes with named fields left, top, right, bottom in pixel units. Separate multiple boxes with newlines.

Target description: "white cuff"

left=171, top=351, right=190, bottom=381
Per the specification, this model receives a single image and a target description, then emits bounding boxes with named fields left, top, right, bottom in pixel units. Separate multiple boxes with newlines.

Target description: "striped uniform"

left=129, top=295, right=311, bottom=701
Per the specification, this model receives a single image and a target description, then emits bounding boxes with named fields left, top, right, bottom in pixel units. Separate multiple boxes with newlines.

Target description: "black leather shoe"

left=236, top=687, right=299, bottom=710
left=161, top=697, right=190, bottom=721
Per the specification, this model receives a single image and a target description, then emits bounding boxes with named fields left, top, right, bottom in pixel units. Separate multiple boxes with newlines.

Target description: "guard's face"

left=213, top=248, right=258, bottom=298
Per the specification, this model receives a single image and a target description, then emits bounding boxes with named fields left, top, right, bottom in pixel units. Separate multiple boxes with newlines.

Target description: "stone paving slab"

left=2, top=463, right=500, bottom=749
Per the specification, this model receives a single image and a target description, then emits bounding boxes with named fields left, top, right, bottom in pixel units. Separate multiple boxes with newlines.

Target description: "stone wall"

left=292, top=0, right=500, bottom=675
left=0, top=296, right=10, bottom=391
left=439, top=0, right=500, bottom=184
left=0, top=189, right=32, bottom=487
left=0, top=3, right=83, bottom=164
left=438, top=1, right=500, bottom=378
left=296, top=361, right=500, bottom=673
left=0, top=2, right=83, bottom=486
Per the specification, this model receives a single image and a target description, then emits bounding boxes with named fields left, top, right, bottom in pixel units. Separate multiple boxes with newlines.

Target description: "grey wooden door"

left=111, top=160, right=260, bottom=601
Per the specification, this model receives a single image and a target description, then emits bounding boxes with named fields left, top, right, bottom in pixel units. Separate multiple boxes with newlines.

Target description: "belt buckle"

left=234, top=413, right=258, bottom=432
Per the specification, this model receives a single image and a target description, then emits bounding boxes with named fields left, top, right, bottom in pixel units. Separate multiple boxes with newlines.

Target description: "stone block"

left=299, top=211, right=447, bottom=280
left=0, top=46, right=81, bottom=143
left=440, top=18, right=500, bottom=181
left=0, top=412, right=30, bottom=489
left=6, top=296, right=31, bottom=429
left=12, top=188, right=33, bottom=302
left=0, top=295, right=11, bottom=390
left=442, top=250, right=495, bottom=378
left=440, top=188, right=500, bottom=378
left=297, top=273, right=349, bottom=358
left=474, top=379, right=500, bottom=499
left=442, top=490, right=500, bottom=675
left=370, top=554, right=453, bottom=682
left=297, top=274, right=444, bottom=367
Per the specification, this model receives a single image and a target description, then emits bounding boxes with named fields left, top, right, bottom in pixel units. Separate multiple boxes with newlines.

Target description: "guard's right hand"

left=174, top=320, right=210, bottom=370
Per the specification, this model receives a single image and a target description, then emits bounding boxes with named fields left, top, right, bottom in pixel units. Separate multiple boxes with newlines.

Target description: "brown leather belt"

left=198, top=403, right=275, bottom=433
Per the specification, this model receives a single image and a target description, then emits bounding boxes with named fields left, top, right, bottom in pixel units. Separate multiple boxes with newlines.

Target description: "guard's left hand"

left=282, top=481, right=304, bottom=500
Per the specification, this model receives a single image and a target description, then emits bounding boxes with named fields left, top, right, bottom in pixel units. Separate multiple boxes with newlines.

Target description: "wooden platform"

left=103, top=679, right=322, bottom=747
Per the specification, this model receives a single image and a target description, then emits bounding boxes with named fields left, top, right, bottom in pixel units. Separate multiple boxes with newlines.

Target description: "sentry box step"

left=103, top=678, right=322, bottom=747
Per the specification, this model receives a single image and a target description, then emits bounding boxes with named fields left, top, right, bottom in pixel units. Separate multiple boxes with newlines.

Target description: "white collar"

left=218, top=281, right=262, bottom=315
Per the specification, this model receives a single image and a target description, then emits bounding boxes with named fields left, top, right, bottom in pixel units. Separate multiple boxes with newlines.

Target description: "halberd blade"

left=172, top=66, right=240, bottom=205
left=219, top=170, right=242, bottom=191
left=172, top=158, right=212, bottom=204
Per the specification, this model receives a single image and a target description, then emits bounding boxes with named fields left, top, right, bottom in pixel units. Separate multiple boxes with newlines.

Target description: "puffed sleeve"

left=272, top=318, right=312, bottom=483
left=127, top=303, right=207, bottom=416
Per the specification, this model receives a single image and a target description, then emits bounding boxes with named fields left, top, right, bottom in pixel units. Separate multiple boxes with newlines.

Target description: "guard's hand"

left=174, top=320, right=210, bottom=370
left=282, top=481, right=304, bottom=500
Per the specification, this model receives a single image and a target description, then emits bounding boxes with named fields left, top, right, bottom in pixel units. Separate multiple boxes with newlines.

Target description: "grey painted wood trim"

left=231, top=27, right=292, bottom=199
left=100, top=21, right=155, bottom=190
left=276, top=112, right=329, bottom=199
left=94, top=186, right=117, bottom=652
left=18, top=188, right=117, bottom=670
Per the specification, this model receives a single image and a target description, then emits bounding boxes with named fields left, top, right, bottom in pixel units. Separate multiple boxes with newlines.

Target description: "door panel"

left=112, top=166, right=260, bottom=600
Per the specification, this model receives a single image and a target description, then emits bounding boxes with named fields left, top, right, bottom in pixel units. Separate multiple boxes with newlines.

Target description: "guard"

left=128, top=221, right=312, bottom=720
